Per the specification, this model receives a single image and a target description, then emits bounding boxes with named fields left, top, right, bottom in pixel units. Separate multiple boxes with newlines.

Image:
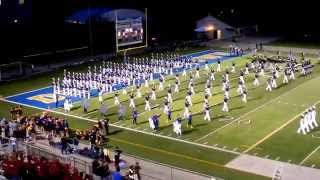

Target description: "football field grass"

left=1, top=48, right=320, bottom=180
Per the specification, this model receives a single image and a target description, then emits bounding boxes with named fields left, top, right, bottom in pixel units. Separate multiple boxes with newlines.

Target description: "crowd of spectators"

left=0, top=152, right=93, bottom=180
left=2, top=107, right=142, bottom=180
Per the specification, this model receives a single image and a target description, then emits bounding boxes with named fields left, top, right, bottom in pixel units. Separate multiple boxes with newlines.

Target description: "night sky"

left=0, top=0, right=318, bottom=62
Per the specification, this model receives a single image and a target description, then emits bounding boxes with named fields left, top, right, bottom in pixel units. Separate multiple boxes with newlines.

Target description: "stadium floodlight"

left=206, top=25, right=214, bottom=31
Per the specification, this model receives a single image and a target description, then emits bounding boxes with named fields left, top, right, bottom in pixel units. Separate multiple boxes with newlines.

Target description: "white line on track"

left=300, top=146, right=320, bottom=165
left=195, top=76, right=320, bottom=142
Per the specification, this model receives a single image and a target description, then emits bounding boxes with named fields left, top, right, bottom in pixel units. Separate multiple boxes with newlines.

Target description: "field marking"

left=240, top=145, right=262, bottom=150
left=312, top=135, right=320, bottom=139
left=243, top=99, right=320, bottom=154
left=194, top=79, right=312, bottom=142
left=0, top=98, right=241, bottom=155
left=299, top=146, right=320, bottom=165
left=218, top=116, right=234, bottom=122
left=110, top=136, right=270, bottom=179
left=5, top=86, right=52, bottom=98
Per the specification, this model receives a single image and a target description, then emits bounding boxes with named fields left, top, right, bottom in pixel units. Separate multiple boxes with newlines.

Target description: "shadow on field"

left=275, top=83, right=286, bottom=89
left=106, top=112, right=118, bottom=116
left=138, top=120, right=149, bottom=125
left=109, top=129, right=123, bottom=135
left=194, top=123, right=208, bottom=128
left=248, top=96, right=262, bottom=102
left=87, top=108, right=98, bottom=113
left=172, top=96, right=185, bottom=102
left=71, top=105, right=81, bottom=111
left=173, top=108, right=183, bottom=113
left=104, top=96, right=113, bottom=100
left=229, top=106, right=244, bottom=111
left=182, top=128, right=197, bottom=135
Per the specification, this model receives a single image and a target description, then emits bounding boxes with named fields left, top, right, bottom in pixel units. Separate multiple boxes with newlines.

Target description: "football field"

left=1, top=48, right=320, bottom=179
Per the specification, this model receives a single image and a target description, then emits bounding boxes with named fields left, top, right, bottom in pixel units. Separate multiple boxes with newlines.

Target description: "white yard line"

left=243, top=99, right=320, bottom=154
left=299, top=146, right=320, bottom=165
left=195, top=77, right=320, bottom=142
left=1, top=98, right=240, bottom=155
left=5, top=86, right=52, bottom=98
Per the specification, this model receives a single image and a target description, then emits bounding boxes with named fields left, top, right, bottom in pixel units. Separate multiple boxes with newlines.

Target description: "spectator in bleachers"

left=1, top=152, right=94, bottom=180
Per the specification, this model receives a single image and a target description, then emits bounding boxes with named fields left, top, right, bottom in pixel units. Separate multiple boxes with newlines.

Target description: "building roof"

left=195, top=15, right=234, bottom=32
left=65, top=8, right=145, bottom=24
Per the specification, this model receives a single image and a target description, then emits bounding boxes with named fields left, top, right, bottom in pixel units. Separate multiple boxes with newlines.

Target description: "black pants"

left=61, top=145, right=66, bottom=154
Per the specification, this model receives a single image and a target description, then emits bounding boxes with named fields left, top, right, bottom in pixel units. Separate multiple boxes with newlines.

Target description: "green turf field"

left=268, top=40, right=320, bottom=49
left=1, top=48, right=320, bottom=180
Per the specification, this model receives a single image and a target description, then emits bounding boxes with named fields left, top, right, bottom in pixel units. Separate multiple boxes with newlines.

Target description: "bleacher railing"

left=24, top=142, right=222, bottom=180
